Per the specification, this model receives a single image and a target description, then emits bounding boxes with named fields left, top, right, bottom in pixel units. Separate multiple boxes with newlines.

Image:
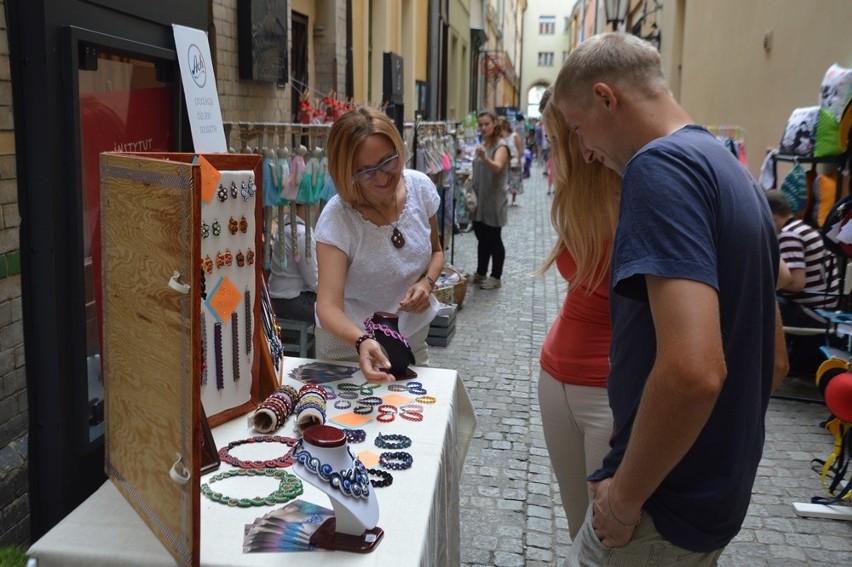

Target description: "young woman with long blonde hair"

left=537, top=88, right=621, bottom=539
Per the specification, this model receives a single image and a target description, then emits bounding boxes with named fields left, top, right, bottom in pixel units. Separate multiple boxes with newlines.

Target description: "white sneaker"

left=480, top=277, right=502, bottom=290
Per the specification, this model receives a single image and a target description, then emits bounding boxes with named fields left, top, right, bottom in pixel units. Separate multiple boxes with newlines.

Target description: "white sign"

left=173, top=24, right=227, bottom=152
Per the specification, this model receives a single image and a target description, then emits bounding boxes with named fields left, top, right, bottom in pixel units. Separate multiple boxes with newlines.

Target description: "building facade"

left=519, top=1, right=574, bottom=117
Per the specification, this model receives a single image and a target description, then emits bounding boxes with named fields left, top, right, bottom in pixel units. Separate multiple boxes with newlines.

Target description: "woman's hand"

left=399, top=279, right=432, bottom=313
left=358, top=338, right=395, bottom=382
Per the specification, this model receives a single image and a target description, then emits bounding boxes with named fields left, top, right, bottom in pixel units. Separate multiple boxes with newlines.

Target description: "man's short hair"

left=765, top=190, right=793, bottom=216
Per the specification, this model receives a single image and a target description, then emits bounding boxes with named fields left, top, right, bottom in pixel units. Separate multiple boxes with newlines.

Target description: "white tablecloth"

left=28, top=358, right=476, bottom=567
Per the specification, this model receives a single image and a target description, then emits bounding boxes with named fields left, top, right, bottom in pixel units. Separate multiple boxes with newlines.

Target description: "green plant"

left=0, top=546, right=28, bottom=567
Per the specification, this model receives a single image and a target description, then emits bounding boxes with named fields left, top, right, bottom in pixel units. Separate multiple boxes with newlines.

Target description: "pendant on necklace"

left=391, top=227, right=406, bottom=249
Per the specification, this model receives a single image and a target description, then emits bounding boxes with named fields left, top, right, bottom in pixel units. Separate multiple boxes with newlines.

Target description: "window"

left=539, top=15, right=555, bottom=35
left=564, top=16, right=571, bottom=33
left=538, top=52, right=554, bottom=67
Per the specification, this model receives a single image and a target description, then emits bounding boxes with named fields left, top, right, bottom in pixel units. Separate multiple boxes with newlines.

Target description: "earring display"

left=200, top=169, right=257, bottom=420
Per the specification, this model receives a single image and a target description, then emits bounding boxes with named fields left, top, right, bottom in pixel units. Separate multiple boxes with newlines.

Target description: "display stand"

left=99, top=151, right=269, bottom=567
left=291, top=425, right=383, bottom=552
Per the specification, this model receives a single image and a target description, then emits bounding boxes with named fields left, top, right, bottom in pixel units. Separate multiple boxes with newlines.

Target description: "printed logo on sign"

left=188, top=44, right=206, bottom=88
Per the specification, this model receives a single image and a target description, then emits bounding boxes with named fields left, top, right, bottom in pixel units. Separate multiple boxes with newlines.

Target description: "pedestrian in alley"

left=537, top=87, right=621, bottom=540
left=498, top=115, right=524, bottom=207
left=470, top=109, right=509, bottom=290
left=552, top=32, right=786, bottom=565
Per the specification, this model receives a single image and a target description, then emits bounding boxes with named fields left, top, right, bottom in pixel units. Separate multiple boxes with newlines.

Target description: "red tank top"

left=540, top=250, right=611, bottom=387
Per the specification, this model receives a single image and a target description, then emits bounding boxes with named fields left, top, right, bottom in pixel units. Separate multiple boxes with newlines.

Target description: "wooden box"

left=99, top=152, right=263, bottom=566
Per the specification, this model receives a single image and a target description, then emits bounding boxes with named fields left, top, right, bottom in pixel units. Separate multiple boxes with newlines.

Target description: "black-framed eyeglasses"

left=353, top=153, right=399, bottom=184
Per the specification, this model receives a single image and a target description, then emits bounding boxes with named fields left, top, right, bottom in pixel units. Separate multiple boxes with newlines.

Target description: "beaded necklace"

left=292, top=441, right=372, bottom=499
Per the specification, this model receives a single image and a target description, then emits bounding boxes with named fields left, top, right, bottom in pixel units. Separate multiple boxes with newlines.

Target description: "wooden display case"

left=99, top=152, right=263, bottom=567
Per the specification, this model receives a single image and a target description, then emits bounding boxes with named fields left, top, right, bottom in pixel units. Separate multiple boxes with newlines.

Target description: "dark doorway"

left=291, top=11, right=309, bottom=124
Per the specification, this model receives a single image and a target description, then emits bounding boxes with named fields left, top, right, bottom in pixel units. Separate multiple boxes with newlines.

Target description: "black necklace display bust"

left=366, top=312, right=417, bottom=379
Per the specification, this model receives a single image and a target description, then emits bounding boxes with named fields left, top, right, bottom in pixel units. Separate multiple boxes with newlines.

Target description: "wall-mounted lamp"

left=604, top=0, right=630, bottom=32
left=762, top=30, right=773, bottom=52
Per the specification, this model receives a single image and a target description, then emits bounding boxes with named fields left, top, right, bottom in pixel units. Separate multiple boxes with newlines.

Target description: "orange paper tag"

left=329, top=412, right=373, bottom=428
left=382, top=393, right=413, bottom=408
left=206, top=276, right=242, bottom=323
left=199, top=155, right=221, bottom=205
left=357, top=450, right=380, bottom=469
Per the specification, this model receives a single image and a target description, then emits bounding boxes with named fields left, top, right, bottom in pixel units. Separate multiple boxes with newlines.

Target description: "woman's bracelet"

left=606, top=488, right=642, bottom=530
left=355, top=333, right=374, bottom=354
left=421, top=273, right=436, bottom=289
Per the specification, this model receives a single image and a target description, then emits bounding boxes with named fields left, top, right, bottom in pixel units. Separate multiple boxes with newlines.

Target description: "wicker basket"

left=433, top=267, right=469, bottom=308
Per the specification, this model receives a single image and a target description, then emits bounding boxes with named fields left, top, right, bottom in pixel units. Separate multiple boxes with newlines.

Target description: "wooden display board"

left=100, top=152, right=263, bottom=567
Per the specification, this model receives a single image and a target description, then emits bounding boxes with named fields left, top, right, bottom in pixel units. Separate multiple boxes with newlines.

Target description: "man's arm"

left=593, top=275, right=726, bottom=546
left=772, top=302, right=789, bottom=391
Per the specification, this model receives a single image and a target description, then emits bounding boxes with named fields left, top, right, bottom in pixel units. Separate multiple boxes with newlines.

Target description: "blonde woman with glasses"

left=315, top=107, right=444, bottom=382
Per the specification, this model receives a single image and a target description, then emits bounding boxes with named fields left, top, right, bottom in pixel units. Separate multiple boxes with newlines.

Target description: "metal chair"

left=276, top=318, right=316, bottom=358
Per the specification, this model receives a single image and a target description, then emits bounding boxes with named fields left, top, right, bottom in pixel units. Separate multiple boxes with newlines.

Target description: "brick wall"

left=0, top=0, right=29, bottom=549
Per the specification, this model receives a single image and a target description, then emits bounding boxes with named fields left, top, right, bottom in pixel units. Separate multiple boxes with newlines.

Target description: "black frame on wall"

left=237, top=0, right=289, bottom=86
left=7, top=0, right=205, bottom=538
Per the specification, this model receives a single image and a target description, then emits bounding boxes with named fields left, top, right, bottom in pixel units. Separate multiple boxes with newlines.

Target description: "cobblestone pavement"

left=427, top=163, right=852, bottom=566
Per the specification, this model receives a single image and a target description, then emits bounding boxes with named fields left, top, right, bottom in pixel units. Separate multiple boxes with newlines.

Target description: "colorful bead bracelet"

left=201, top=468, right=303, bottom=507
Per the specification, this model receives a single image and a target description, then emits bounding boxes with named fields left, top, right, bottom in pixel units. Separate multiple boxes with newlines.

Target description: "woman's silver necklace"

left=371, top=195, right=405, bottom=249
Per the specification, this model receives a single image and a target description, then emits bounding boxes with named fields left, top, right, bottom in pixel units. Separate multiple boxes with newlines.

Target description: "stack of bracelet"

left=387, top=381, right=428, bottom=395
left=252, top=385, right=299, bottom=433
left=399, top=403, right=424, bottom=422
left=294, top=383, right=328, bottom=433
left=201, top=468, right=303, bottom=507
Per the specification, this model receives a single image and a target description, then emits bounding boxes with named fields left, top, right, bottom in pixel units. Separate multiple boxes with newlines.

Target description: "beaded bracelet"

left=400, top=409, right=424, bottom=422
left=319, top=385, right=337, bottom=400
left=200, top=311, right=208, bottom=386
left=388, top=381, right=427, bottom=395
left=368, top=468, right=393, bottom=488
left=415, top=395, right=437, bottom=405
left=292, top=441, right=371, bottom=499
left=218, top=435, right=299, bottom=469
left=353, top=404, right=373, bottom=415
left=337, top=391, right=358, bottom=400
left=334, top=399, right=352, bottom=410
left=379, top=451, right=413, bottom=470
left=214, top=322, right=224, bottom=391
left=244, top=289, right=253, bottom=355
left=201, top=468, right=303, bottom=507
left=355, top=333, right=374, bottom=354
left=336, top=382, right=361, bottom=392
left=344, top=428, right=367, bottom=444
left=358, top=396, right=383, bottom=406
left=359, top=383, right=381, bottom=396
left=376, top=404, right=397, bottom=423
left=374, top=433, right=412, bottom=450
left=231, top=312, right=240, bottom=383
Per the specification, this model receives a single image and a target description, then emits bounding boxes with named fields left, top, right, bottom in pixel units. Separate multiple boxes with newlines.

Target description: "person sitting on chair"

left=765, top=190, right=841, bottom=328
left=268, top=203, right=318, bottom=325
